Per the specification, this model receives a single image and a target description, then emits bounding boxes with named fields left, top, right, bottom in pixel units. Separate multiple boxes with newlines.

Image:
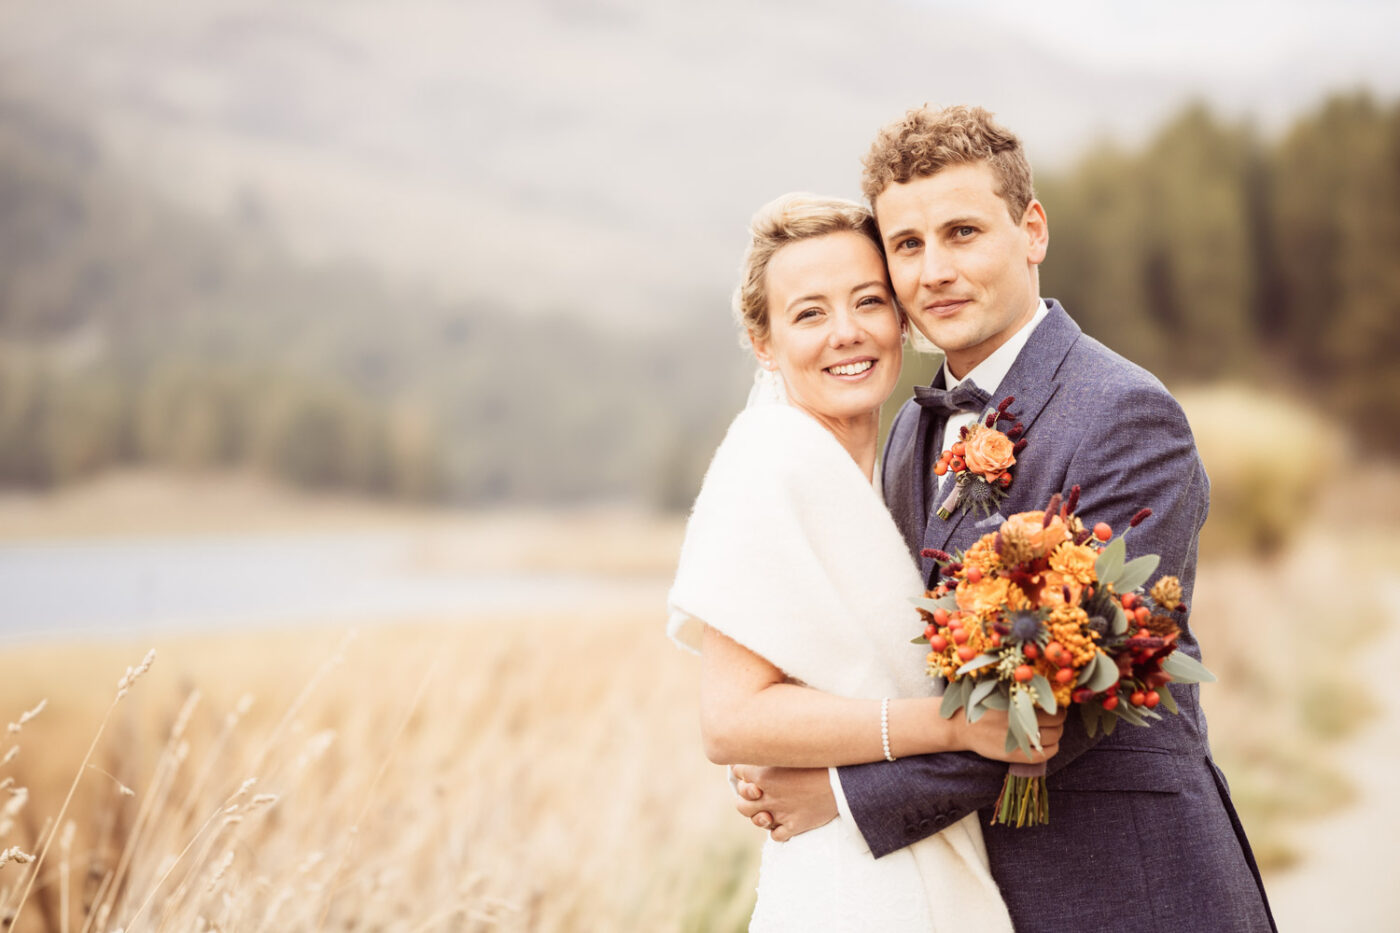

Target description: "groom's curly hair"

left=861, top=105, right=1034, bottom=221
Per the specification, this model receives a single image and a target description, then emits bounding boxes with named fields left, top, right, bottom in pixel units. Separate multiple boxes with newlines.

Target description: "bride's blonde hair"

left=732, top=193, right=884, bottom=349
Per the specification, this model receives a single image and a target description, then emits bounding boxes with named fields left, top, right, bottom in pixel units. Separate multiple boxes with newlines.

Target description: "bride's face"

left=751, top=231, right=903, bottom=426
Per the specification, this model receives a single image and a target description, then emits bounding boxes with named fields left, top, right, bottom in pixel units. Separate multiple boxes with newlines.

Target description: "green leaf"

left=909, top=594, right=959, bottom=613
left=1113, top=554, right=1161, bottom=594
left=1110, top=601, right=1129, bottom=636
left=1158, top=686, right=1180, bottom=715
left=1116, top=703, right=1149, bottom=727
left=1094, top=535, right=1126, bottom=584
left=1103, top=713, right=1118, bottom=735
left=940, top=677, right=972, bottom=718
left=982, top=692, right=1010, bottom=711
left=1079, top=701, right=1101, bottom=738
left=910, top=635, right=928, bottom=644
left=955, top=653, right=999, bottom=677
left=1083, top=651, right=1119, bottom=693
left=1004, top=729, right=1021, bottom=755
left=1011, top=690, right=1041, bottom=751
left=1162, top=651, right=1216, bottom=683
left=1030, top=674, right=1057, bottom=714
left=969, top=678, right=1001, bottom=709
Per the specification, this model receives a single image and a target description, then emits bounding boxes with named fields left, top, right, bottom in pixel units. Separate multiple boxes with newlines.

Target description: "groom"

left=733, top=106, right=1275, bottom=931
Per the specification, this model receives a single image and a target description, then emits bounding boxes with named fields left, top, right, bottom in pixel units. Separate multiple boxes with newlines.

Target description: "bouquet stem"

left=992, top=761, right=1048, bottom=827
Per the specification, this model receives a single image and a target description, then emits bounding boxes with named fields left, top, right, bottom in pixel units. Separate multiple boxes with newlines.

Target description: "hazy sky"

left=2, top=0, right=1396, bottom=326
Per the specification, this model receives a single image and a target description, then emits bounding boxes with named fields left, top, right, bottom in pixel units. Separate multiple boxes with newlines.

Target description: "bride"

left=668, top=193, right=1062, bottom=931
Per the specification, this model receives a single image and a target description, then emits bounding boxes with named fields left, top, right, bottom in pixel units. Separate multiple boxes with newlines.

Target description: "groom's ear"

left=1022, top=199, right=1049, bottom=265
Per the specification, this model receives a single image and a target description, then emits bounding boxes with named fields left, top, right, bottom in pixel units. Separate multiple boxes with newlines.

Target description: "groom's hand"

left=730, top=764, right=836, bottom=842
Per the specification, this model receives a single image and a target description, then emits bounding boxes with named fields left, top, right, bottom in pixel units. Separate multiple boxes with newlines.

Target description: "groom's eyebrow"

left=883, top=227, right=918, bottom=246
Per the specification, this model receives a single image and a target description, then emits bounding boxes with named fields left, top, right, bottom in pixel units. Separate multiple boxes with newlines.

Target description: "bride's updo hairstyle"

left=732, top=193, right=884, bottom=350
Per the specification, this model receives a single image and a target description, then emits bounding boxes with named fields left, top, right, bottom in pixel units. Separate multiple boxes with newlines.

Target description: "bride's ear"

left=749, top=331, right=776, bottom=371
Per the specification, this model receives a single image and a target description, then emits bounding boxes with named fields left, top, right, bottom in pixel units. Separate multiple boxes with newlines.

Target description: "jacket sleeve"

left=838, top=381, right=1210, bottom=858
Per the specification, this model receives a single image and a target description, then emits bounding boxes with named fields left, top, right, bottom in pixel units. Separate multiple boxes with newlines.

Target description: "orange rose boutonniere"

left=935, top=397, right=1026, bottom=520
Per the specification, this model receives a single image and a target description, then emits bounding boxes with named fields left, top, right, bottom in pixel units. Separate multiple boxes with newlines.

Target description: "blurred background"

left=0, top=0, right=1397, bottom=930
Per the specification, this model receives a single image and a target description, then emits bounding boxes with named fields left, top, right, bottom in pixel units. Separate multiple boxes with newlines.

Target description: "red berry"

left=1055, top=668, right=1075, bottom=685
left=933, top=608, right=950, bottom=625
left=1045, top=641, right=1065, bottom=664
left=1093, top=522, right=1112, bottom=541
left=1135, top=607, right=1151, bottom=624
left=951, top=627, right=969, bottom=645
left=924, top=624, right=937, bottom=641
left=929, top=635, right=949, bottom=652
left=1013, top=665, right=1034, bottom=683
left=1121, top=593, right=1138, bottom=610
left=1130, top=690, right=1147, bottom=706
left=934, top=461, right=948, bottom=476
left=951, top=442, right=966, bottom=457
left=957, top=646, right=977, bottom=662
left=950, top=456, right=966, bottom=472
left=998, top=472, right=1012, bottom=488
left=990, top=633, right=1002, bottom=647
left=1023, top=643, right=1039, bottom=660
left=1145, top=690, right=1161, bottom=708
left=966, top=567, right=983, bottom=584
left=1102, top=695, right=1119, bottom=711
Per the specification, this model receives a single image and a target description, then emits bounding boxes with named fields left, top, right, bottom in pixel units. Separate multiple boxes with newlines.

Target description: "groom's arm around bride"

left=737, top=105, right=1275, bottom=933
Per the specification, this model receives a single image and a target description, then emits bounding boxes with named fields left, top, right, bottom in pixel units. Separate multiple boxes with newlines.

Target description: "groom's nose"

left=919, top=244, right=957, bottom=289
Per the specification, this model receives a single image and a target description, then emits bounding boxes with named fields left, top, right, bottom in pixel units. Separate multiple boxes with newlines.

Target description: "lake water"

left=0, top=533, right=643, bottom=642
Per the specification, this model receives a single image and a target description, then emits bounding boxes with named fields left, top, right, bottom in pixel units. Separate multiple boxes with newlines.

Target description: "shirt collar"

left=942, top=298, right=1049, bottom=394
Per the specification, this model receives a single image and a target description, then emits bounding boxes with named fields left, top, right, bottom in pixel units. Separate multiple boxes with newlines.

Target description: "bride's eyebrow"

left=850, top=280, right=888, bottom=294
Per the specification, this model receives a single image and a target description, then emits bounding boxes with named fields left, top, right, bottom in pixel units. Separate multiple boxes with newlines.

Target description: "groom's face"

left=875, top=161, right=1047, bottom=379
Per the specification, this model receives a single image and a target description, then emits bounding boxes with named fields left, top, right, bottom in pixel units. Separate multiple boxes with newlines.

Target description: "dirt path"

left=1262, top=576, right=1400, bottom=932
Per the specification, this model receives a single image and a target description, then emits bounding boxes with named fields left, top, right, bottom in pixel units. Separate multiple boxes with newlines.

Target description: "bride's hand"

left=953, top=707, right=1066, bottom=764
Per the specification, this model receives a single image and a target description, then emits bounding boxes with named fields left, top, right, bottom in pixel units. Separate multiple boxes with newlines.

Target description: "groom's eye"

left=955, top=226, right=976, bottom=238
left=898, top=238, right=920, bottom=251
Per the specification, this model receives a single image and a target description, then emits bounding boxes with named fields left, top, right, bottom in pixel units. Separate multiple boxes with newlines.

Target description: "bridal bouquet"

left=912, top=487, right=1213, bottom=827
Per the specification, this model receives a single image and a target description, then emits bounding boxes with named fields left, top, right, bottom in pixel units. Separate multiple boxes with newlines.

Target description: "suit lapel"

left=920, top=301, right=1083, bottom=579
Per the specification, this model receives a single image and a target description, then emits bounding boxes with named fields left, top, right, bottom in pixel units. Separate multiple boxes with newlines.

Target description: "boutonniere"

left=934, top=396, right=1026, bottom=520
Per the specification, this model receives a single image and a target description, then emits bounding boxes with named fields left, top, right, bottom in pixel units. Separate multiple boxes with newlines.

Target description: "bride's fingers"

left=752, top=811, right=775, bottom=830
left=769, top=823, right=792, bottom=842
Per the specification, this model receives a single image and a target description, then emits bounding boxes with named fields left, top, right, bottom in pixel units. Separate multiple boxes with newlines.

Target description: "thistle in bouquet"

left=910, top=486, right=1215, bottom=828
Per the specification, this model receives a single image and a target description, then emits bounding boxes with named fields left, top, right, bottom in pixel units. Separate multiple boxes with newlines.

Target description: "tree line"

left=0, top=92, right=1396, bottom=507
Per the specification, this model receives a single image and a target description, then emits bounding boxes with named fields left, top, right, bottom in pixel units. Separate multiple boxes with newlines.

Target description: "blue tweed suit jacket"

left=838, top=301, right=1275, bottom=932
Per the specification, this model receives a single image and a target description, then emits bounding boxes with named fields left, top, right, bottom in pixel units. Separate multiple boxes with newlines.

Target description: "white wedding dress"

left=667, top=372, right=1012, bottom=932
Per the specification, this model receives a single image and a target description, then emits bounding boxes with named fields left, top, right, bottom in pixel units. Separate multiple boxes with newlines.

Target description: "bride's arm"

left=700, top=625, right=1059, bottom=768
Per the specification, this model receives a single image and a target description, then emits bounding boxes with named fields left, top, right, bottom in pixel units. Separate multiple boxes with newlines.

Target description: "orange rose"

left=956, top=576, right=1012, bottom=615
left=1001, top=510, right=1071, bottom=557
left=1048, top=541, right=1098, bottom=585
left=962, top=424, right=1016, bottom=479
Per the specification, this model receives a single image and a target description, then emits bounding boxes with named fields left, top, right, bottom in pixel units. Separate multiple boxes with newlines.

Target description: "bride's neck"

left=798, top=407, right=881, bottom=481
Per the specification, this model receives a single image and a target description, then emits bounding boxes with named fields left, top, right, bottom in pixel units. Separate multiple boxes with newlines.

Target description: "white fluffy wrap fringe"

left=668, top=404, right=1011, bottom=933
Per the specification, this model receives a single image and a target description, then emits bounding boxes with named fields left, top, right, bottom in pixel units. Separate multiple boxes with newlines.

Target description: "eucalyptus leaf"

left=968, top=702, right=987, bottom=723
left=1158, top=686, right=1180, bottom=715
left=1084, top=651, right=1119, bottom=692
left=1007, top=707, right=1033, bottom=758
left=970, top=678, right=1000, bottom=709
left=940, top=677, right=972, bottom=718
left=982, top=692, right=1010, bottom=711
left=1113, top=554, right=1161, bottom=594
left=1079, top=701, right=1100, bottom=738
left=1103, top=713, right=1118, bottom=735
left=910, top=635, right=928, bottom=644
left=1030, top=674, right=1057, bottom=714
left=1110, top=601, right=1129, bottom=636
left=1116, top=703, right=1149, bottom=727
left=909, top=594, right=959, bottom=613
left=955, top=653, right=999, bottom=677
left=1162, top=651, right=1216, bottom=684
left=1004, top=729, right=1021, bottom=755
left=1094, top=535, right=1126, bottom=583
left=1011, top=690, right=1041, bottom=751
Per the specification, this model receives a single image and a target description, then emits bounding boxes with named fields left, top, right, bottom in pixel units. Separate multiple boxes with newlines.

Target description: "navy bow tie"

left=912, top=379, right=991, bottom=418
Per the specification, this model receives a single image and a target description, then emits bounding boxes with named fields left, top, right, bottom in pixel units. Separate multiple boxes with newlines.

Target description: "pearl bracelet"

left=881, top=697, right=896, bottom=762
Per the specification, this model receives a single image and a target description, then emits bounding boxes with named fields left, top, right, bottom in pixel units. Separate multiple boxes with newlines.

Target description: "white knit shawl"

left=668, top=404, right=1011, bottom=932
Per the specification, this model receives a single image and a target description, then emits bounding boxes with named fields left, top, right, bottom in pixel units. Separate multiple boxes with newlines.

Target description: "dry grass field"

left=0, top=386, right=1393, bottom=931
